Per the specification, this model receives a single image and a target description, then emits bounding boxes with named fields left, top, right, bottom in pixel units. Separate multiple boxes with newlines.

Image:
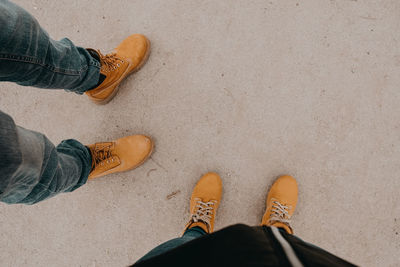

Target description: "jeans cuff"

left=184, top=226, right=207, bottom=236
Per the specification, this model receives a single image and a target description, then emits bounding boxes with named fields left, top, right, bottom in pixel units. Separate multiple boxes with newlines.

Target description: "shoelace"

left=95, top=50, right=124, bottom=73
left=190, top=199, right=217, bottom=231
left=269, top=199, right=292, bottom=225
left=91, top=144, right=114, bottom=169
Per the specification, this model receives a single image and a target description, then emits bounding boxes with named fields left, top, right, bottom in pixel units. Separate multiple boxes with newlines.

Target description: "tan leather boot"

left=87, top=135, right=153, bottom=179
left=261, top=175, right=298, bottom=234
left=183, top=172, right=222, bottom=234
left=86, top=34, right=151, bottom=104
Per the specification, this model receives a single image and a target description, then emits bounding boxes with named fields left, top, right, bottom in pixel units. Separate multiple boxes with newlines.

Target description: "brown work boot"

left=183, top=172, right=222, bottom=234
left=86, top=34, right=151, bottom=104
left=261, top=175, right=298, bottom=234
left=87, top=135, right=153, bottom=179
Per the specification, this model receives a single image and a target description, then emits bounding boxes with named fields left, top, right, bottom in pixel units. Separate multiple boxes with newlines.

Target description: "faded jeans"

left=0, top=0, right=101, bottom=204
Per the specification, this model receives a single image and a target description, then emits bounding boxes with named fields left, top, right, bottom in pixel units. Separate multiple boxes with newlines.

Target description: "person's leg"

left=0, top=0, right=151, bottom=103
left=0, top=110, right=91, bottom=204
left=138, top=227, right=206, bottom=262
left=0, top=0, right=100, bottom=93
left=136, top=172, right=222, bottom=262
left=0, top=110, right=154, bottom=204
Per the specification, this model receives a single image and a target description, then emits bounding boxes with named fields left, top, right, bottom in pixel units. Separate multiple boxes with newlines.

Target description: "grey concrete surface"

left=0, top=0, right=399, bottom=266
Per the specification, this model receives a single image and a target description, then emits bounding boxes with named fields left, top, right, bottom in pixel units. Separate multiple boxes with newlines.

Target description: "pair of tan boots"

left=84, top=34, right=297, bottom=234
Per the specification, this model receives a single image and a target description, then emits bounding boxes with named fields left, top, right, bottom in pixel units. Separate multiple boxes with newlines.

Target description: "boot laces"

left=190, top=198, right=217, bottom=230
left=91, top=144, right=115, bottom=168
left=96, top=50, right=124, bottom=73
left=269, top=199, right=292, bottom=226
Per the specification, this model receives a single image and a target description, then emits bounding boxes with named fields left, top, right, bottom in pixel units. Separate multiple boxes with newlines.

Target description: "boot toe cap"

left=117, top=135, right=154, bottom=168
left=116, top=34, right=150, bottom=62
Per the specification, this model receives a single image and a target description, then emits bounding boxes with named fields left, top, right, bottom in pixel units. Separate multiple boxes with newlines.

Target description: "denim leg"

left=0, top=0, right=100, bottom=94
left=0, top=110, right=92, bottom=204
left=137, top=227, right=207, bottom=262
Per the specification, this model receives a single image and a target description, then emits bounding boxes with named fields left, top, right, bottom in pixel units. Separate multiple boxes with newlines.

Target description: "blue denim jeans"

left=0, top=0, right=100, bottom=204
left=0, top=0, right=100, bottom=92
left=137, top=227, right=207, bottom=263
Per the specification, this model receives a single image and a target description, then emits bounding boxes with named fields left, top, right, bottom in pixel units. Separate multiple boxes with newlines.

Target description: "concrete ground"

left=0, top=0, right=399, bottom=266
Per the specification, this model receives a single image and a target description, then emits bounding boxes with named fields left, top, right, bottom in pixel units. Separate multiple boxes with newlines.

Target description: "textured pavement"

left=0, top=0, right=399, bottom=266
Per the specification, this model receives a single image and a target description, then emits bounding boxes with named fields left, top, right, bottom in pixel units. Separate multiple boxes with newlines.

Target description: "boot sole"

left=91, top=38, right=152, bottom=105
